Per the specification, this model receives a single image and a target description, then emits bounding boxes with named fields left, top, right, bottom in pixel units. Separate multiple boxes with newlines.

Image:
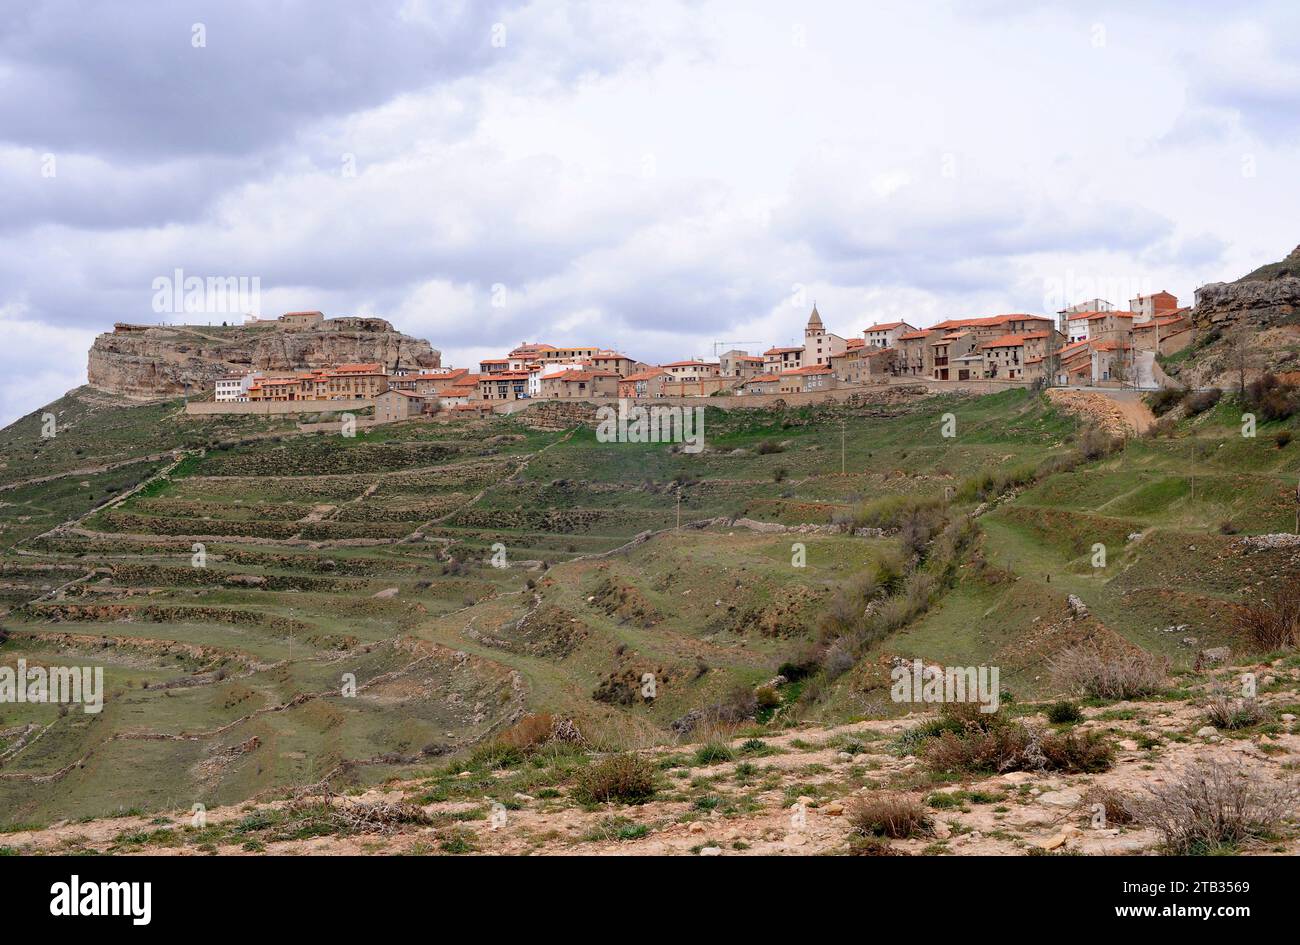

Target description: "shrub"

left=1234, top=575, right=1300, bottom=650
left=1276, top=430, right=1292, bottom=448
left=1050, top=644, right=1167, bottom=700
left=923, top=722, right=1032, bottom=774
left=850, top=495, right=944, bottom=532
left=1036, top=730, right=1115, bottom=773
left=1078, top=426, right=1120, bottom=461
left=1045, top=701, right=1082, bottom=724
left=1182, top=388, right=1222, bottom=416
left=920, top=704, right=1113, bottom=775
left=573, top=754, right=657, bottom=805
left=846, top=793, right=930, bottom=838
left=756, top=439, right=784, bottom=455
left=1128, top=761, right=1297, bottom=854
left=693, top=742, right=735, bottom=765
left=1203, top=693, right=1268, bottom=730
left=1245, top=372, right=1300, bottom=422
left=772, top=466, right=788, bottom=483
left=754, top=685, right=781, bottom=710
left=496, top=713, right=561, bottom=753
left=1082, top=786, right=1134, bottom=826
left=1146, top=387, right=1184, bottom=417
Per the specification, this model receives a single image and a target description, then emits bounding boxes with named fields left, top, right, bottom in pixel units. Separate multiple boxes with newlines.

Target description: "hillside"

left=87, top=317, right=441, bottom=400
left=1165, top=245, right=1300, bottom=389
left=1, top=380, right=1297, bottom=855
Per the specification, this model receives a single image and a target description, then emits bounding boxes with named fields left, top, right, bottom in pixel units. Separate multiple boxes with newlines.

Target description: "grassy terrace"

left=0, top=385, right=1296, bottom=826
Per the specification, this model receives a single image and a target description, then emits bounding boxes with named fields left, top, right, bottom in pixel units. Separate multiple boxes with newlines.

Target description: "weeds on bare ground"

left=1050, top=644, right=1167, bottom=701
left=1128, top=762, right=1297, bottom=854
left=1234, top=575, right=1300, bottom=650
left=1202, top=692, right=1269, bottom=730
left=572, top=753, right=658, bottom=805
left=916, top=703, right=1114, bottom=775
left=846, top=793, right=930, bottom=839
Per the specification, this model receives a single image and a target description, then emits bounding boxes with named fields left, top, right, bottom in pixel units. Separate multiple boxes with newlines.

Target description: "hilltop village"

left=199, top=294, right=1192, bottom=423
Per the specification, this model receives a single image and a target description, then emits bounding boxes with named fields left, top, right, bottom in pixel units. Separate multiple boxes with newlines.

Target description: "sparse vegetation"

left=1130, top=762, right=1297, bottom=855
left=573, top=754, right=657, bottom=806
left=1050, top=645, right=1168, bottom=700
left=846, top=793, right=930, bottom=839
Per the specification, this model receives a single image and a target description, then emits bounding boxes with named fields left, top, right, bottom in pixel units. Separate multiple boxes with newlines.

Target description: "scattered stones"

left=1067, top=595, right=1089, bottom=619
left=1037, top=790, right=1082, bottom=808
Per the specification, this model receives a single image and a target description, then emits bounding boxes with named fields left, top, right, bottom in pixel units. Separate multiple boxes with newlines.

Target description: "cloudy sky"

left=2, top=0, right=1298, bottom=424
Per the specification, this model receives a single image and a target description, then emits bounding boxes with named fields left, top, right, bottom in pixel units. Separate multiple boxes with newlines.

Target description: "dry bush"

left=1082, top=785, right=1134, bottom=826
left=1036, top=729, right=1115, bottom=773
left=1203, top=693, right=1268, bottom=730
left=572, top=753, right=657, bottom=805
left=923, top=722, right=1033, bottom=774
left=497, top=713, right=557, bottom=752
left=1079, top=426, right=1120, bottom=460
left=1129, top=762, right=1297, bottom=854
left=1234, top=575, right=1300, bottom=650
left=922, top=710, right=1114, bottom=775
left=847, top=793, right=930, bottom=838
left=1050, top=644, right=1167, bottom=700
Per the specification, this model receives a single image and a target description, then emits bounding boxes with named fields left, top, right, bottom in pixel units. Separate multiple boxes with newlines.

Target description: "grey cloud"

left=0, top=0, right=517, bottom=159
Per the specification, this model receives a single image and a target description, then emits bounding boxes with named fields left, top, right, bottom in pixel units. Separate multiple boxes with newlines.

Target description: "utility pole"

left=840, top=419, right=846, bottom=476
left=676, top=489, right=681, bottom=531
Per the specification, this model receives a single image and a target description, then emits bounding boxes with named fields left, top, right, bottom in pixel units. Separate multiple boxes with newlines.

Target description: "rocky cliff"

left=1192, top=245, right=1300, bottom=333
left=86, top=317, right=441, bottom=400
left=1169, top=245, right=1300, bottom=388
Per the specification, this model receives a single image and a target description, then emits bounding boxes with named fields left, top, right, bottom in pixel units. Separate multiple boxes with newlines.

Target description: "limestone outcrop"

left=86, top=317, right=441, bottom=400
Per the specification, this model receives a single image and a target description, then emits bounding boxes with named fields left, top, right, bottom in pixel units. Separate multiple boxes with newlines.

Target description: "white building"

left=862, top=320, right=917, bottom=349
left=215, top=372, right=261, bottom=402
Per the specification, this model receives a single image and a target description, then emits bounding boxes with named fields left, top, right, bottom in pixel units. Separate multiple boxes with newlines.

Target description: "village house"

left=215, top=371, right=262, bottom=402
left=930, top=331, right=977, bottom=380
left=314, top=363, right=389, bottom=399
left=374, top=388, right=427, bottom=424
left=736, top=374, right=780, bottom=395
left=540, top=368, right=620, bottom=399
left=510, top=343, right=602, bottom=364
left=278, top=310, right=325, bottom=329
left=662, top=360, right=721, bottom=382
left=830, top=344, right=865, bottom=385
left=763, top=346, right=803, bottom=373
left=777, top=363, right=836, bottom=394
left=863, top=346, right=897, bottom=377
left=862, top=320, right=917, bottom=349
left=618, top=369, right=672, bottom=398
left=589, top=350, right=641, bottom=377
left=979, top=335, right=1026, bottom=379
left=718, top=350, right=765, bottom=379
left=1132, top=313, right=1192, bottom=356
left=895, top=330, right=934, bottom=376
left=1056, top=298, right=1114, bottom=335
left=478, top=371, right=530, bottom=401
left=1130, top=291, right=1179, bottom=321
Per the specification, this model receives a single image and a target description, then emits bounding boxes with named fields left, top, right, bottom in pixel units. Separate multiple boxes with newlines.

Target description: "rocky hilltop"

left=86, top=316, right=441, bottom=400
left=1192, top=244, right=1300, bottom=333
left=1170, top=245, right=1300, bottom=388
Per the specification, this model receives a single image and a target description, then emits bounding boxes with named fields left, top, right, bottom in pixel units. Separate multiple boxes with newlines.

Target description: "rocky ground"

left=5, top=655, right=1296, bottom=857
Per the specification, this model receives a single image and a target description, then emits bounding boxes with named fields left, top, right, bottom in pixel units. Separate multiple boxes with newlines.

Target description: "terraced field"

left=1, top=384, right=1297, bottom=833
